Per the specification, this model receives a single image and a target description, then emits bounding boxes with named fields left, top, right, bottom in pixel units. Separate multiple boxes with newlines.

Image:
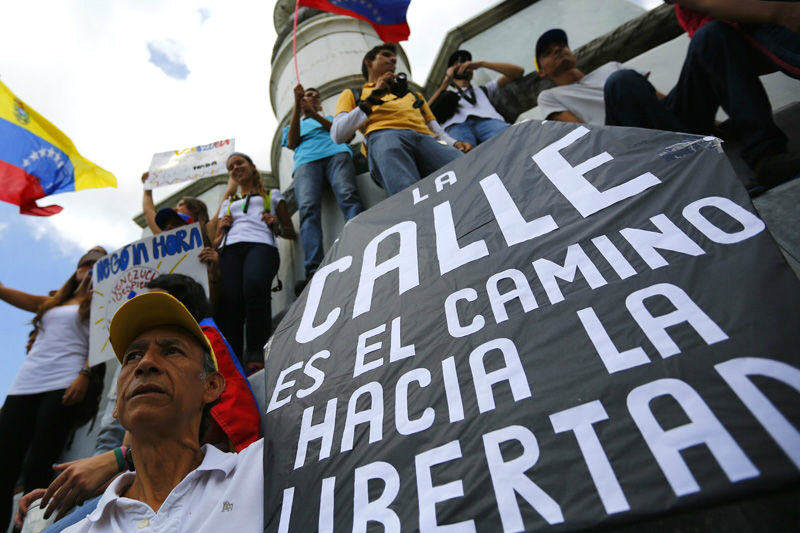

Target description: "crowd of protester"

left=3, top=1, right=799, bottom=531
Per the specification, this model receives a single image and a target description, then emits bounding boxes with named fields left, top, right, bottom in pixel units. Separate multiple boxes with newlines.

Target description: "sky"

left=0, top=0, right=653, bottom=402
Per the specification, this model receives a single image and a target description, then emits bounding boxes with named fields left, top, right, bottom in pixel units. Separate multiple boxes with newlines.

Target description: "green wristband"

left=113, top=447, right=125, bottom=472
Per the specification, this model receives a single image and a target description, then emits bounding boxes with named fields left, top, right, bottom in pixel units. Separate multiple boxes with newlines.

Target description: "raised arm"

left=463, top=60, right=524, bottom=87
left=141, top=172, right=161, bottom=235
left=427, top=65, right=458, bottom=107
left=286, top=84, right=305, bottom=150
left=0, top=282, right=47, bottom=313
left=671, top=0, right=800, bottom=31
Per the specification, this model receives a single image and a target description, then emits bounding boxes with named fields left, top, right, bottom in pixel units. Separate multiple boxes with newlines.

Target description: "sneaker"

left=753, top=151, right=800, bottom=189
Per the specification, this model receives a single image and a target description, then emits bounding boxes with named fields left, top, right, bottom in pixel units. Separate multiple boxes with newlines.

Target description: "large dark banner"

left=263, top=120, right=800, bottom=531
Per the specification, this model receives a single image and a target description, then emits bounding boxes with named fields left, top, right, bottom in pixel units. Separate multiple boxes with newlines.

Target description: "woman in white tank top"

left=207, top=152, right=295, bottom=374
left=0, top=246, right=106, bottom=527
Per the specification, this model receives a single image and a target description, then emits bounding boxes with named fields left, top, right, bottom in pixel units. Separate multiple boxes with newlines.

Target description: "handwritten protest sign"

left=263, top=121, right=800, bottom=530
left=145, top=138, right=234, bottom=189
left=89, top=223, right=209, bottom=365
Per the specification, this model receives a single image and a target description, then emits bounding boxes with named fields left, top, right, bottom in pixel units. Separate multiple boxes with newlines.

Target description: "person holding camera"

left=330, top=43, right=471, bottom=196
left=428, top=50, right=523, bottom=147
left=283, top=84, right=363, bottom=292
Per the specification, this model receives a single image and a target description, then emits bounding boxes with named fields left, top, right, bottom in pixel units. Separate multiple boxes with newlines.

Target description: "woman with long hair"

left=0, top=246, right=106, bottom=527
left=208, top=152, right=295, bottom=373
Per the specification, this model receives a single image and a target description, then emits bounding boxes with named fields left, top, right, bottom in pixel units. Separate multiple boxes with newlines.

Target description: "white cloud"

left=198, top=7, right=211, bottom=23
left=147, top=39, right=191, bottom=80
left=0, top=222, right=8, bottom=238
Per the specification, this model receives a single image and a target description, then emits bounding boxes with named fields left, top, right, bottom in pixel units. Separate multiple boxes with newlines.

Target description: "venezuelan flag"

left=0, top=80, right=116, bottom=216
left=300, top=0, right=410, bottom=42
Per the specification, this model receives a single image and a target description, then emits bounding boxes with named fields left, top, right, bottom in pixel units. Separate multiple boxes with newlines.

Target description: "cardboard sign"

left=89, top=223, right=209, bottom=365
left=145, top=138, right=234, bottom=189
left=262, top=121, right=800, bottom=531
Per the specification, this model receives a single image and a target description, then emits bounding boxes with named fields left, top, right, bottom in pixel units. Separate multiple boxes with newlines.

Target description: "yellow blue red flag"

left=0, top=80, right=116, bottom=216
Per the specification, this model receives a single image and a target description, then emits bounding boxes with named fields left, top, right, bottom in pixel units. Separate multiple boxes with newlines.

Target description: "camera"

left=369, top=72, right=424, bottom=110
left=389, top=72, right=410, bottom=97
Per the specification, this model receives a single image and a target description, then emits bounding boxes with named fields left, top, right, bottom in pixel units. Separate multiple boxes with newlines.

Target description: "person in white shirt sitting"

left=534, top=28, right=666, bottom=127
left=60, top=291, right=263, bottom=533
left=534, top=26, right=799, bottom=192
left=427, top=50, right=523, bottom=147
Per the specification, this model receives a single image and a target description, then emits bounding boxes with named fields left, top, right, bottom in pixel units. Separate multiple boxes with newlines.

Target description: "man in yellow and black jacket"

left=330, top=43, right=472, bottom=196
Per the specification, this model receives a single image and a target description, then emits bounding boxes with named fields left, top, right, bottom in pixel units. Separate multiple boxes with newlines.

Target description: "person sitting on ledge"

left=427, top=49, right=523, bottom=146
left=330, top=43, right=471, bottom=196
left=39, top=291, right=264, bottom=532
left=534, top=25, right=800, bottom=191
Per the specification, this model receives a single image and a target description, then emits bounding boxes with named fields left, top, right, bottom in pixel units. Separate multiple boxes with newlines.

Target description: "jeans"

left=42, top=496, right=101, bottom=533
left=604, top=21, right=787, bottom=166
left=445, top=116, right=508, bottom=146
left=0, top=390, right=78, bottom=528
left=367, top=129, right=462, bottom=196
left=294, top=152, right=363, bottom=277
left=216, top=242, right=280, bottom=365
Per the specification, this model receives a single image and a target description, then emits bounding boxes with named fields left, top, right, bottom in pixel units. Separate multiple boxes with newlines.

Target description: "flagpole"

left=293, top=0, right=300, bottom=84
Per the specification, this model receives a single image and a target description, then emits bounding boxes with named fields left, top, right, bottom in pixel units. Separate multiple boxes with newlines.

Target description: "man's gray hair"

left=200, top=347, right=216, bottom=377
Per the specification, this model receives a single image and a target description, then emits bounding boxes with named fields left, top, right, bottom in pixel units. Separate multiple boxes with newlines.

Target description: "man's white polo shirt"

left=63, top=439, right=263, bottom=533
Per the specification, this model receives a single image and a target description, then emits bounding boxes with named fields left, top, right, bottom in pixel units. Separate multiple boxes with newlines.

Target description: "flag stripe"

left=0, top=159, right=63, bottom=215
left=0, top=117, right=75, bottom=195
left=300, top=0, right=410, bottom=41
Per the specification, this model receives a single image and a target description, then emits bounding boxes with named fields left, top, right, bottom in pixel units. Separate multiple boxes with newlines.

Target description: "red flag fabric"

left=201, top=318, right=261, bottom=452
left=299, top=0, right=411, bottom=42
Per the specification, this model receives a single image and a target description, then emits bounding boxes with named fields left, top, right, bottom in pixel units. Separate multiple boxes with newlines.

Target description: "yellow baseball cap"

left=109, top=291, right=217, bottom=370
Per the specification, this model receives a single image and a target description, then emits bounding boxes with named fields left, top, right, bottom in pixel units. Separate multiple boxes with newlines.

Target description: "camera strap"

left=451, top=82, right=477, bottom=106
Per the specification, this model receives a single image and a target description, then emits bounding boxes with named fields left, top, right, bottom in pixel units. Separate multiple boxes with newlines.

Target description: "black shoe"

left=753, top=151, right=800, bottom=189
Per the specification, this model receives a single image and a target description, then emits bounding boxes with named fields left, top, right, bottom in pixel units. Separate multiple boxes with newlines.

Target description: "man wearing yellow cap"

left=62, top=292, right=263, bottom=533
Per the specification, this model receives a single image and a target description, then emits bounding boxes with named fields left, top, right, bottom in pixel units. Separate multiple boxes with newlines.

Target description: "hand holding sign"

left=145, top=139, right=235, bottom=190
left=88, top=223, right=210, bottom=365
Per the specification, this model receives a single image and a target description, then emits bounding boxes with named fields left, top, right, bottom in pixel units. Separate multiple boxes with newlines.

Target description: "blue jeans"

left=294, top=152, right=363, bottom=277
left=367, top=129, right=462, bottom=196
left=445, top=116, right=508, bottom=146
left=43, top=496, right=101, bottom=533
left=604, top=21, right=787, bottom=166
